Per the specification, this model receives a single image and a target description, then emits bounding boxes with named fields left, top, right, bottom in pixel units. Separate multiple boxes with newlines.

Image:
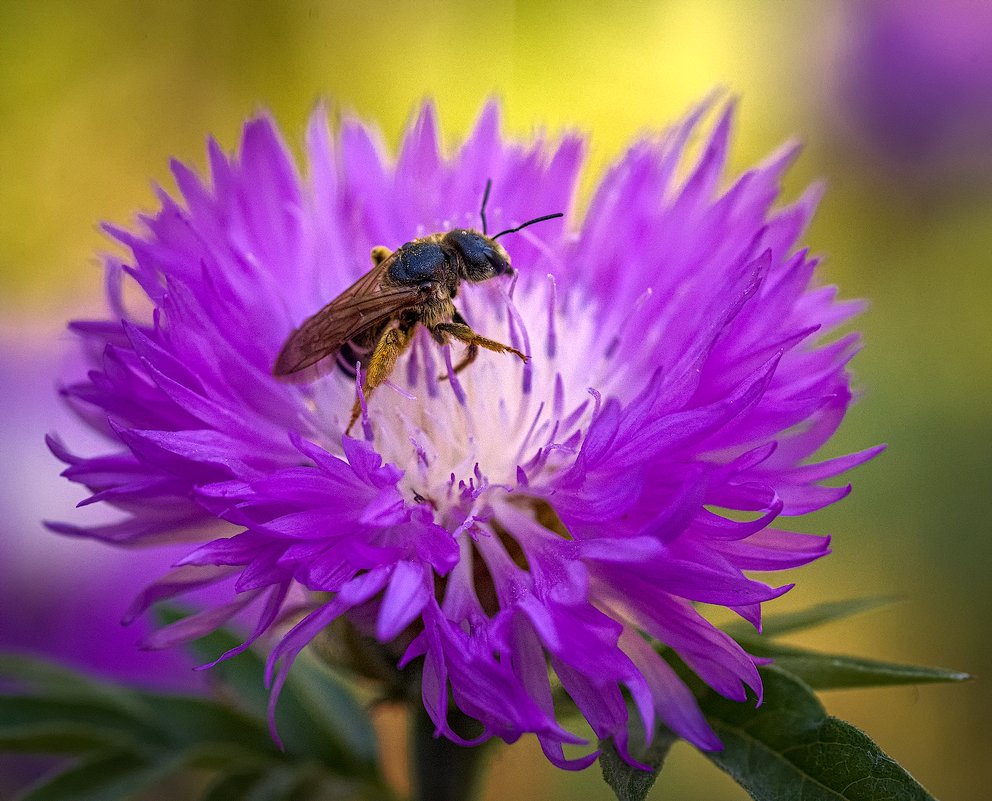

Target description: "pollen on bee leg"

left=370, top=245, right=392, bottom=266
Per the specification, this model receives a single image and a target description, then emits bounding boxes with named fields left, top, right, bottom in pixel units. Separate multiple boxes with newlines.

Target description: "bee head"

left=446, top=229, right=513, bottom=283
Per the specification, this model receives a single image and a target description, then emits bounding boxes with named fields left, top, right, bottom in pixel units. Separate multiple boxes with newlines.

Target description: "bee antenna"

left=479, top=178, right=493, bottom=236
left=491, top=212, right=564, bottom=240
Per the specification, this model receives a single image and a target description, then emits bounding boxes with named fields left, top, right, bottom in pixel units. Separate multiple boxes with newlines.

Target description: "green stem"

left=409, top=705, right=491, bottom=801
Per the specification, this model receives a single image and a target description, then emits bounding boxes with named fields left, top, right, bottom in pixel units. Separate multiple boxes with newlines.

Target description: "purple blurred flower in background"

left=49, top=100, right=878, bottom=767
left=0, top=329, right=198, bottom=689
left=838, top=0, right=992, bottom=183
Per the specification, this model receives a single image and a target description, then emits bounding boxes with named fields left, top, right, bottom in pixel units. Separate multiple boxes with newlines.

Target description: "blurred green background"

left=1, top=1, right=989, bottom=799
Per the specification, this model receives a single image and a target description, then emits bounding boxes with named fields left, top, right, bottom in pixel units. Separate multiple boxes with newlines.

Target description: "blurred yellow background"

left=1, top=2, right=990, bottom=799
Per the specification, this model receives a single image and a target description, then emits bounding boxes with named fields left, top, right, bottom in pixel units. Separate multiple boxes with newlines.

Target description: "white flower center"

left=312, top=274, right=617, bottom=524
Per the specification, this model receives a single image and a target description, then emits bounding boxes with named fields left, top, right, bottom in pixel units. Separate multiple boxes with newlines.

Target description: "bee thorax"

left=420, top=297, right=456, bottom=328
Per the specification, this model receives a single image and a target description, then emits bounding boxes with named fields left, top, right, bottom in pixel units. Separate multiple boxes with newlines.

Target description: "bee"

left=273, top=181, right=563, bottom=433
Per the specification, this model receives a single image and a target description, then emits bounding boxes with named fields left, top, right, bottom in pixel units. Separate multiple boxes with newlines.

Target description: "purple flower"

left=50, top=99, right=878, bottom=768
left=838, top=0, right=992, bottom=178
left=0, top=329, right=200, bottom=689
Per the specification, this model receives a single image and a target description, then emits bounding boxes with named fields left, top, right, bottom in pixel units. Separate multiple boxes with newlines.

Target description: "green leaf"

left=200, top=766, right=305, bottom=801
left=157, top=605, right=379, bottom=775
left=0, top=696, right=164, bottom=752
left=0, top=648, right=390, bottom=801
left=599, top=728, right=678, bottom=801
left=0, top=684, right=279, bottom=763
left=137, top=694, right=277, bottom=755
left=0, top=720, right=134, bottom=754
left=14, top=749, right=189, bottom=801
left=1, top=655, right=285, bottom=769
left=699, top=666, right=938, bottom=801
left=721, top=598, right=969, bottom=691
left=722, top=597, right=898, bottom=641
left=155, top=608, right=270, bottom=718
left=200, top=771, right=266, bottom=801
left=740, top=641, right=970, bottom=690
left=289, top=655, right=380, bottom=766
left=241, top=766, right=305, bottom=801
left=0, top=653, right=153, bottom=720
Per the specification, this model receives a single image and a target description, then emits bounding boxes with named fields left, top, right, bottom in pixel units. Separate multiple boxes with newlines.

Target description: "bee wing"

left=273, top=259, right=424, bottom=376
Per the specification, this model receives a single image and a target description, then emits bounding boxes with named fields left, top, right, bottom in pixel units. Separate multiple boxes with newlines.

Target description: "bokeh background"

left=2, top=1, right=990, bottom=799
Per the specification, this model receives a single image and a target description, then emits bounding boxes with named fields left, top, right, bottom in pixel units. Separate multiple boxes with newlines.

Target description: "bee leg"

left=441, top=342, right=478, bottom=378
left=438, top=309, right=478, bottom=378
left=431, top=322, right=528, bottom=377
left=370, top=246, right=393, bottom=266
left=346, top=324, right=416, bottom=434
